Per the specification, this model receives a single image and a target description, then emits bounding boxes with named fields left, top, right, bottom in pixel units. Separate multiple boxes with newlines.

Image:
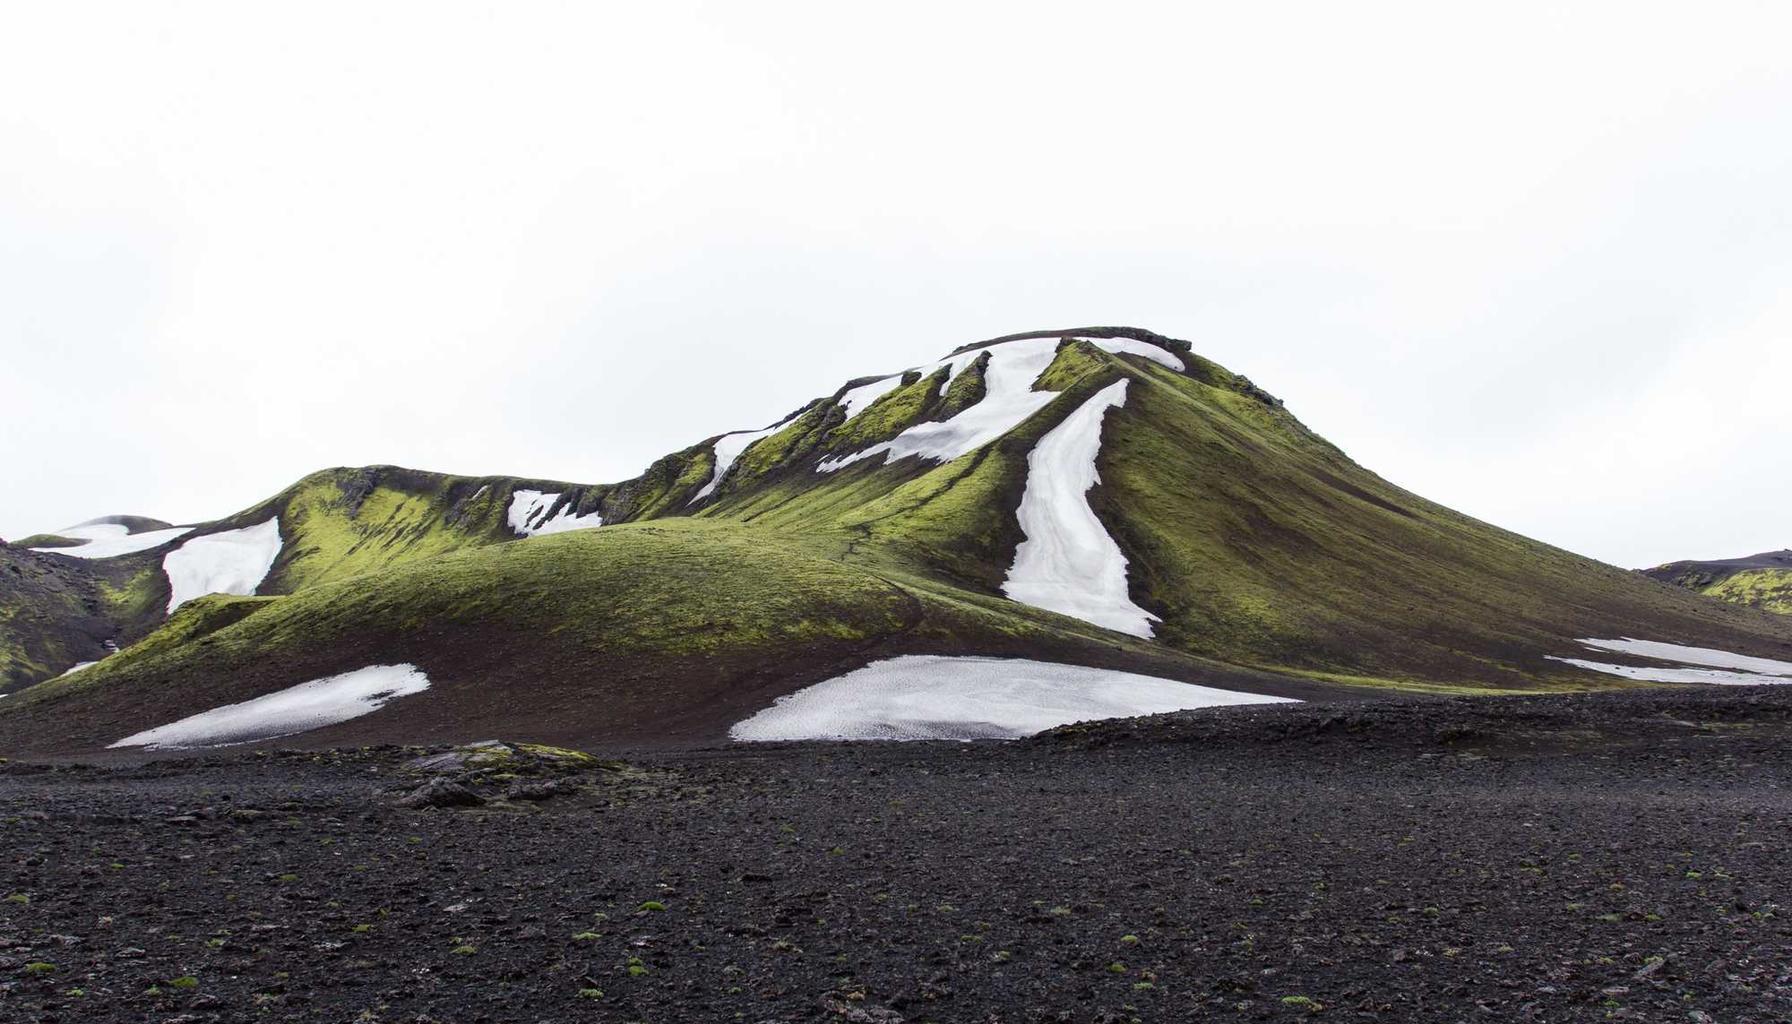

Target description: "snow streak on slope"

left=817, top=337, right=1184, bottom=472
left=1548, top=637, right=1792, bottom=685
left=507, top=490, right=603, bottom=537
left=30, top=521, right=193, bottom=559
left=1003, top=380, right=1159, bottom=638
left=730, top=655, right=1295, bottom=741
left=163, top=518, right=283, bottom=612
left=109, top=664, right=430, bottom=749
left=837, top=375, right=906, bottom=422
left=690, top=411, right=806, bottom=503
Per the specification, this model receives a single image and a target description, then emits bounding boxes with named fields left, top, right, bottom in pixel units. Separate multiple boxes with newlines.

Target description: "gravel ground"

left=2, top=686, right=1790, bottom=1023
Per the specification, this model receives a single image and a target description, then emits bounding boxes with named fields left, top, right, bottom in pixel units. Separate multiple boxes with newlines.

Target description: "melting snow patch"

left=30, top=522, right=193, bottom=559
left=730, top=655, right=1295, bottom=741
left=108, top=664, right=431, bottom=749
left=163, top=518, right=283, bottom=613
left=817, top=336, right=1185, bottom=473
left=58, top=661, right=101, bottom=678
left=1548, top=637, right=1792, bottom=685
left=508, top=490, right=602, bottom=537
left=1003, top=380, right=1159, bottom=638
left=689, top=411, right=805, bottom=503
left=837, top=375, right=906, bottom=422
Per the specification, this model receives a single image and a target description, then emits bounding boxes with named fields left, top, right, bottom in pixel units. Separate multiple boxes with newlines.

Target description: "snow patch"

left=1003, top=380, right=1159, bottom=638
left=507, top=490, right=602, bottom=537
left=689, top=411, right=806, bottom=503
left=30, top=522, right=193, bottom=559
left=1548, top=637, right=1792, bottom=686
left=108, top=663, right=431, bottom=749
left=163, top=518, right=283, bottom=613
left=837, top=375, right=906, bottom=422
left=1571, top=637, right=1792, bottom=676
left=818, top=336, right=1184, bottom=473
left=730, top=655, right=1295, bottom=741
left=58, top=661, right=101, bottom=678
left=1547, top=658, right=1789, bottom=686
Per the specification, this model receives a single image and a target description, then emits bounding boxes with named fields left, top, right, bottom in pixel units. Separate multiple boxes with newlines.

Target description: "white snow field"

left=29, top=521, right=193, bottom=559
left=818, top=336, right=1183, bottom=473
left=507, top=489, right=603, bottom=537
left=689, top=411, right=806, bottom=503
left=162, top=518, right=284, bottom=613
left=109, top=664, right=431, bottom=749
left=1548, top=637, right=1792, bottom=685
left=730, top=655, right=1296, bottom=741
left=1003, top=380, right=1159, bottom=638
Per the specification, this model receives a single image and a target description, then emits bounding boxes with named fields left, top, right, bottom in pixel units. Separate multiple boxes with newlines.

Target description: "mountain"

left=1643, top=550, right=1792, bottom=615
left=4, top=327, right=1790, bottom=754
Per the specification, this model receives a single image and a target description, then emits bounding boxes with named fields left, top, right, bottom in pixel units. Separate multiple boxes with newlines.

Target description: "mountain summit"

left=4, top=328, right=1789, bottom=752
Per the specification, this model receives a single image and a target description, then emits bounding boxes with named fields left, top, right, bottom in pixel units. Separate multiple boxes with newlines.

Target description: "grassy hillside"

left=1644, top=552, right=1792, bottom=615
left=705, top=338, right=1792, bottom=690
left=0, top=520, right=1321, bottom=752
left=1704, top=570, right=1792, bottom=614
left=4, top=467, right=620, bottom=687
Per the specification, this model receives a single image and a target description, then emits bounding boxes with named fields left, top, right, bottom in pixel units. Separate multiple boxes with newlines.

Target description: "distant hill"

left=1643, top=550, right=1792, bottom=614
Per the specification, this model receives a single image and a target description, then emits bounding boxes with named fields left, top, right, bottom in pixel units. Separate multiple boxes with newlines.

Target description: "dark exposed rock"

left=398, top=778, right=484, bottom=809
left=504, top=778, right=578, bottom=802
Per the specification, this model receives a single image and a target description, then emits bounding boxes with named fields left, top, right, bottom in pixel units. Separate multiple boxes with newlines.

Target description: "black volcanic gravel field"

left=3, top=687, right=1791, bottom=1023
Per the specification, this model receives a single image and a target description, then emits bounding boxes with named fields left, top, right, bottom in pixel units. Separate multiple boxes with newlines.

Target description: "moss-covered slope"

left=698, top=335, right=1792, bottom=691
left=0, top=538, right=173, bottom=694
left=1644, top=551, right=1792, bottom=615
left=0, top=520, right=1319, bottom=752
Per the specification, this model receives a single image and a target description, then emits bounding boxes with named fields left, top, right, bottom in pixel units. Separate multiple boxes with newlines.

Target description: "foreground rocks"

left=3, top=687, right=1792, bottom=1022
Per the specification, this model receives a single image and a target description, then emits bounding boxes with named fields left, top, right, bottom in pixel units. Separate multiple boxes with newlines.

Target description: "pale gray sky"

left=3, top=2, right=1787, bottom=568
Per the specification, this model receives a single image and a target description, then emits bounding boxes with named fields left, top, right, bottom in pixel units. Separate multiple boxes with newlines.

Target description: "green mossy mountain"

left=4, top=327, right=1790, bottom=751
left=1644, top=551, right=1792, bottom=615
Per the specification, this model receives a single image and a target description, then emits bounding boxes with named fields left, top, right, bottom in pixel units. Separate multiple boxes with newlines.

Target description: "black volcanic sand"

left=4, top=688, right=1791, bottom=1023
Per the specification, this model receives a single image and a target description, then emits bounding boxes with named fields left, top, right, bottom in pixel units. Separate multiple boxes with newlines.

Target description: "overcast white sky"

left=2, top=2, right=1787, bottom=568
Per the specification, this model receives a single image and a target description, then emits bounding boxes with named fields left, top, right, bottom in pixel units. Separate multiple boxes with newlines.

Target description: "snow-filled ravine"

left=689, top=410, right=807, bottom=504
left=508, top=489, right=603, bottom=536
left=730, top=655, right=1295, bottom=741
left=818, top=336, right=1183, bottom=472
left=1548, top=637, right=1792, bottom=686
left=109, top=664, right=431, bottom=749
left=29, top=521, right=193, bottom=559
left=1002, top=379, right=1159, bottom=638
left=163, top=518, right=284, bottom=613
